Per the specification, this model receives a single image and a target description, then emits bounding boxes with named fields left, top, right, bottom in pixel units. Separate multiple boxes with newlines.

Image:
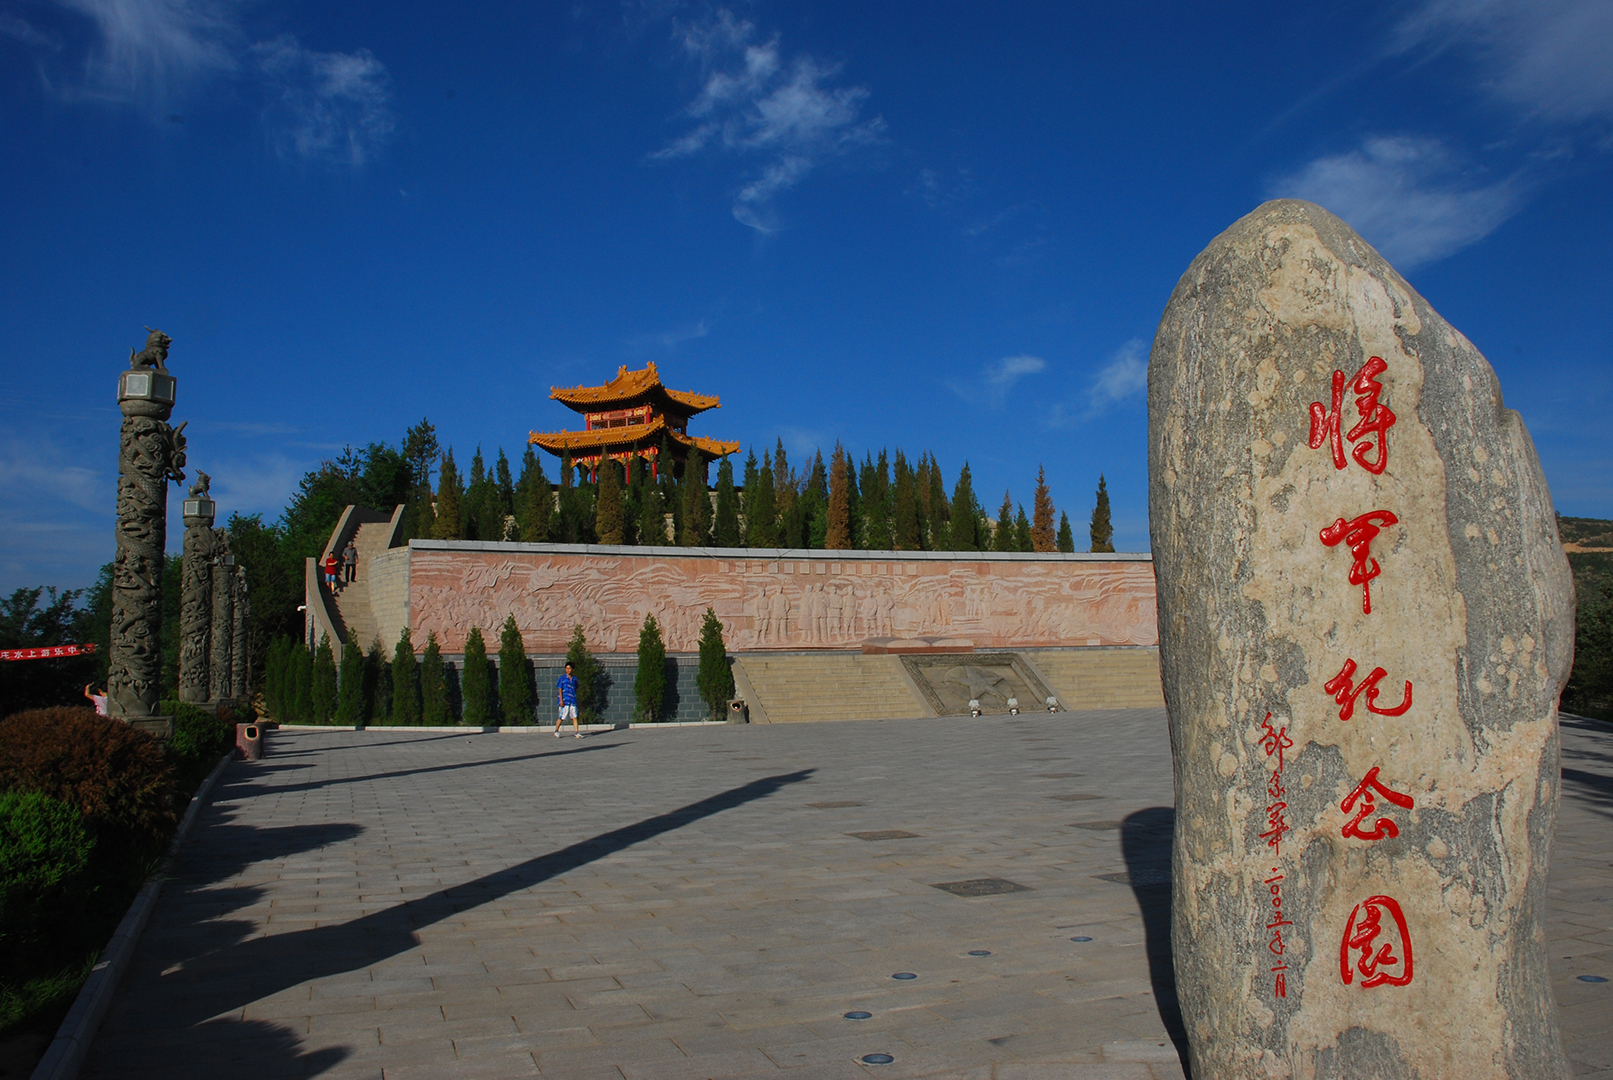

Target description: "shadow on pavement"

left=1121, top=806, right=1190, bottom=1077
left=1561, top=716, right=1613, bottom=821
left=214, top=742, right=621, bottom=798
left=114, top=770, right=816, bottom=1039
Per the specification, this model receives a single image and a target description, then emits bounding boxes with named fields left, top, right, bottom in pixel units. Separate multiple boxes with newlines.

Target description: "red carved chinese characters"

left=1323, top=659, right=1413, bottom=721
left=1310, top=356, right=1396, bottom=475
left=1340, top=895, right=1413, bottom=988
left=1258, top=711, right=1295, bottom=998
left=1320, top=511, right=1399, bottom=614
left=1258, top=711, right=1295, bottom=771
left=1266, top=871, right=1291, bottom=998
left=1340, top=767, right=1415, bottom=841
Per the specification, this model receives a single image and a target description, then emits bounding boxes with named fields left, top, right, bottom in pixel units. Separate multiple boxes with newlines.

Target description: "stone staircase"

left=732, top=653, right=931, bottom=724
left=1024, top=646, right=1165, bottom=711
left=327, top=519, right=398, bottom=656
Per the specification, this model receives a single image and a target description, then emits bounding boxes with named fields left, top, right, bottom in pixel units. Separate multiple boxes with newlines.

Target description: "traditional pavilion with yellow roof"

left=528, top=362, right=740, bottom=481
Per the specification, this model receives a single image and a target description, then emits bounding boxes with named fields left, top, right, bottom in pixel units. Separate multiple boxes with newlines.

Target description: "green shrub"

left=634, top=613, right=667, bottom=723
left=335, top=639, right=363, bottom=724
left=0, top=707, right=178, bottom=850
left=421, top=631, right=450, bottom=726
left=461, top=627, right=491, bottom=726
left=163, top=700, right=234, bottom=765
left=0, top=792, right=96, bottom=972
left=311, top=634, right=337, bottom=724
left=499, top=615, right=532, bottom=725
left=697, top=608, right=733, bottom=722
left=391, top=628, right=419, bottom=726
left=565, top=625, right=603, bottom=724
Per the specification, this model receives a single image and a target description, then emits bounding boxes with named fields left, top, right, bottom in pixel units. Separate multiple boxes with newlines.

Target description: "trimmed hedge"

left=0, top=791, right=96, bottom=975
left=0, top=707, right=178, bottom=849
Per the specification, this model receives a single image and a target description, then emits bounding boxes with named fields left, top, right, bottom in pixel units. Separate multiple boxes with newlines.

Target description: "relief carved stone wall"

left=408, top=546, right=1158, bottom=654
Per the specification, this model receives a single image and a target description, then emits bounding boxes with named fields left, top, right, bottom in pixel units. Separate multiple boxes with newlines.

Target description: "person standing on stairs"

left=343, top=540, right=357, bottom=583
left=324, top=551, right=340, bottom=593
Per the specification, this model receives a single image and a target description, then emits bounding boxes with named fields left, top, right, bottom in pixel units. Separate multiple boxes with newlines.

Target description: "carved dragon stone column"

left=211, top=530, right=235, bottom=704
left=232, top=566, right=250, bottom=700
left=108, top=329, right=186, bottom=721
left=179, top=473, right=216, bottom=703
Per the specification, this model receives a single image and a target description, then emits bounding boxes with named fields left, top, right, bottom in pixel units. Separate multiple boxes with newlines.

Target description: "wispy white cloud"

left=1044, top=338, right=1149, bottom=427
left=950, top=354, right=1048, bottom=407
left=626, top=320, right=709, bottom=350
left=205, top=452, right=308, bottom=518
left=17, top=2, right=393, bottom=167
left=651, top=8, right=884, bottom=232
left=53, top=0, right=237, bottom=109
left=252, top=35, right=394, bottom=167
left=1270, top=136, right=1523, bottom=266
left=1, top=12, right=62, bottom=50
left=1397, top=0, right=1613, bottom=123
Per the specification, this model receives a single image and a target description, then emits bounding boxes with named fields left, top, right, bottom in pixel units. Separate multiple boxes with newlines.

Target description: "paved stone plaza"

left=82, top=710, right=1612, bottom=1079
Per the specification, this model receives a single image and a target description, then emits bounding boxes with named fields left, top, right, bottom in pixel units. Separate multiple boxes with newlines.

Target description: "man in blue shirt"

left=555, top=661, right=581, bottom=738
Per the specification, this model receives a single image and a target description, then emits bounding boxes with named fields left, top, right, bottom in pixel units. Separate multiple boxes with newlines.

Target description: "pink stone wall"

left=408, top=543, right=1159, bottom=655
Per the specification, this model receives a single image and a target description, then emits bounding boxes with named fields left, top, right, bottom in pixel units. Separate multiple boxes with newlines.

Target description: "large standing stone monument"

left=108, top=329, right=187, bottom=720
left=1148, top=200, right=1573, bottom=1077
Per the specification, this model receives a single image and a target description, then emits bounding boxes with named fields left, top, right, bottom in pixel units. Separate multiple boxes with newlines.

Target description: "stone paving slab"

left=79, top=709, right=1613, bottom=1079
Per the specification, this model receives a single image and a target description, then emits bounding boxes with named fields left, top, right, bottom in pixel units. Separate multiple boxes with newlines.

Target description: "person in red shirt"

left=324, top=552, right=340, bottom=592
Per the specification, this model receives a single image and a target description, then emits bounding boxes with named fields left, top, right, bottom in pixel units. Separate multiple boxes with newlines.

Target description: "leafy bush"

left=499, top=615, right=532, bottom=725
left=164, top=700, right=235, bottom=764
left=0, top=792, right=96, bottom=974
left=697, top=608, right=733, bottom=722
left=565, top=624, right=602, bottom=724
left=0, top=707, right=178, bottom=850
left=634, top=613, right=667, bottom=723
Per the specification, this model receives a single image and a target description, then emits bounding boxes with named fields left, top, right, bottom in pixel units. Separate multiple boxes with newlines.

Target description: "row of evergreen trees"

left=263, top=609, right=738, bottom=726
left=420, top=432, right=1118, bottom=553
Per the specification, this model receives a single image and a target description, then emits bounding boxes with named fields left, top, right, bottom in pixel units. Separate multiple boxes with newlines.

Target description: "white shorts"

left=557, top=705, right=577, bottom=721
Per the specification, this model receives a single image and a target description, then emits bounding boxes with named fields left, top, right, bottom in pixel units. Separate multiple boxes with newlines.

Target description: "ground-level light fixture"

left=969, top=699, right=981, bottom=717
left=1007, top=697, right=1019, bottom=715
left=1046, top=696, right=1059, bottom=713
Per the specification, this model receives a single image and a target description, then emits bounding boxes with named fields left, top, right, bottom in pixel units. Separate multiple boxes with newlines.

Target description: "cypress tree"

left=862, top=451, right=892, bottom=550
left=463, top=446, right=489, bottom=540
left=291, top=641, right=313, bottom=724
left=595, top=458, right=625, bottom=544
left=891, top=452, right=921, bottom=551
left=336, top=639, right=363, bottom=724
left=499, top=614, right=533, bottom=725
left=713, top=457, right=741, bottom=546
left=401, top=418, right=440, bottom=541
left=1031, top=465, right=1056, bottom=552
left=634, top=612, right=668, bottom=723
left=680, top=456, right=710, bottom=546
left=845, top=456, right=863, bottom=549
left=494, top=448, right=515, bottom=538
left=926, top=453, right=951, bottom=550
left=365, top=637, right=387, bottom=724
left=747, top=455, right=777, bottom=547
left=638, top=481, right=667, bottom=545
left=622, top=455, right=645, bottom=544
left=950, top=463, right=980, bottom=551
left=431, top=448, right=462, bottom=540
left=461, top=626, right=491, bottom=726
left=826, top=443, right=851, bottom=549
left=696, top=608, right=733, bottom=721
left=992, top=490, right=1016, bottom=552
left=311, top=633, right=337, bottom=724
left=517, top=447, right=552, bottom=542
left=773, top=441, right=797, bottom=545
left=565, top=625, right=602, bottom=723
left=1057, top=511, right=1076, bottom=553
left=391, top=627, right=419, bottom=726
left=1014, top=504, right=1034, bottom=552
left=421, top=630, right=449, bottom=726
left=555, top=452, right=576, bottom=543
left=803, top=450, right=828, bottom=548
left=1090, top=474, right=1115, bottom=553
left=739, top=449, right=760, bottom=540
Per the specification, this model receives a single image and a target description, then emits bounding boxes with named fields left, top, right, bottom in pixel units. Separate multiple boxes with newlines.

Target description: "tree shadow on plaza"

left=212, top=742, right=621, bottom=798
left=1561, top=716, right=1613, bottom=822
left=1120, top=806, right=1189, bottom=1076
left=134, top=770, right=816, bottom=1038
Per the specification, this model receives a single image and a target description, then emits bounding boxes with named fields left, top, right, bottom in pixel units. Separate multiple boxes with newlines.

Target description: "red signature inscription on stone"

left=1320, top=511, right=1400, bottom=614
left=1309, top=356, right=1396, bottom=475
left=1340, top=894, right=1413, bottom=988
left=1266, top=872, right=1291, bottom=998
left=1340, top=766, right=1416, bottom=841
left=1323, top=659, right=1413, bottom=722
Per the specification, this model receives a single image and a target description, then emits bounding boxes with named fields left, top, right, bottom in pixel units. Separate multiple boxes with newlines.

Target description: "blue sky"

left=3, top=0, right=1609, bottom=594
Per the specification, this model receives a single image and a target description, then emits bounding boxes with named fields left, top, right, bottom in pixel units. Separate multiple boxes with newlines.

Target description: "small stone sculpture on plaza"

left=1148, top=200, right=1572, bottom=1078
left=108, top=328, right=186, bottom=719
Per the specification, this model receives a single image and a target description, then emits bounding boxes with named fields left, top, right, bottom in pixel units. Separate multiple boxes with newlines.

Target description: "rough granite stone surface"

left=1147, top=199, right=1574, bottom=1079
